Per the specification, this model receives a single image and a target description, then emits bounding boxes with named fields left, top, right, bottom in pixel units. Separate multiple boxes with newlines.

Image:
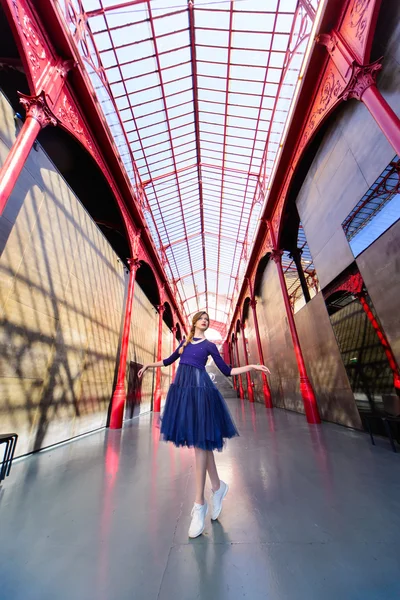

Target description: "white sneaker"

left=211, top=481, right=229, bottom=520
left=188, top=502, right=208, bottom=538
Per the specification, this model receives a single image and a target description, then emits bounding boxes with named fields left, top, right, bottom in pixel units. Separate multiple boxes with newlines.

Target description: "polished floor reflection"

left=1, top=378, right=400, bottom=600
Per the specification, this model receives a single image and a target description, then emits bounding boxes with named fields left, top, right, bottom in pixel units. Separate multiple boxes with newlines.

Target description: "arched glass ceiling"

left=58, top=0, right=323, bottom=336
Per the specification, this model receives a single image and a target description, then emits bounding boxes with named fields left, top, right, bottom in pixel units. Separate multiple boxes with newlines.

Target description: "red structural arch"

left=241, top=297, right=252, bottom=326
left=1, top=0, right=186, bottom=327
left=49, top=0, right=325, bottom=339
left=227, top=0, right=394, bottom=346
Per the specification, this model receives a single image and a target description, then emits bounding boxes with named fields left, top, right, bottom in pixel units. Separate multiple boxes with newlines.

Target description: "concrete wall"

left=295, top=295, right=362, bottom=428
left=128, top=286, right=158, bottom=415
left=357, top=218, right=400, bottom=366
left=161, top=321, right=173, bottom=410
left=255, top=260, right=304, bottom=414
left=244, top=0, right=400, bottom=427
left=296, top=0, right=400, bottom=290
left=0, top=91, right=161, bottom=456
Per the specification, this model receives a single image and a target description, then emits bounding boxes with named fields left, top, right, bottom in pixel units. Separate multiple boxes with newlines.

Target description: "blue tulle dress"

left=160, top=338, right=239, bottom=451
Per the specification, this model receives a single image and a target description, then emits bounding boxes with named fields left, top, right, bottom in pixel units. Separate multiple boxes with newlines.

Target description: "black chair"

left=0, top=433, right=18, bottom=481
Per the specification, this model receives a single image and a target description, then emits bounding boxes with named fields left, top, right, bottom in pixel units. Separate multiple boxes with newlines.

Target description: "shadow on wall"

left=0, top=91, right=144, bottom=455
left=0, top=170, right=125, bottom=454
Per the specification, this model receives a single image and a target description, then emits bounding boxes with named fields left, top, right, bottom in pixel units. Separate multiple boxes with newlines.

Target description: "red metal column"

left=361, top=85, right=400, bottom=157
left=250, top=298, right=273, bottom=408
left=222, top=341, right=230, bottom=365
left=240, top=324, right=255, bottom=402
left=109, top=259, right=140, bottom=429
left=362, top=85, right=400, bottom=155
left=229, top=342, right=237, bottom=391
left=270, top=249, right=321, bottom=424
left=171, top=325, right=177, bottom=381
left=154, top=304, right=165, bottom=413
left=357, top=293, right=400, bottom=392
left=0, top=93, right=56, bottom=216
left=340, top=61, right=400, bottom=156
left=234, top=334, right=245, bottom=400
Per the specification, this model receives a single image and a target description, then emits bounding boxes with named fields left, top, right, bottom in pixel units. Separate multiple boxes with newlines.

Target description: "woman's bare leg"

left=206, top=451, right=220, bottom=492
left=194, top=448, right=207, bottom=505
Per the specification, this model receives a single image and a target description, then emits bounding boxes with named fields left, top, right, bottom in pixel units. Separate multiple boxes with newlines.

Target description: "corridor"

left=1, top=380, right=400, bottom=600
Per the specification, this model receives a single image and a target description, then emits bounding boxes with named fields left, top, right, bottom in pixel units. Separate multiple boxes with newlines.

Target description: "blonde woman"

left=138, top=311, right=270, bottom=538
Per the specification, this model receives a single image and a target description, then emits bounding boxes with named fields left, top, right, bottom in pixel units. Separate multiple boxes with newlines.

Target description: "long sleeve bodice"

left=163, top=339, right=231, bottom=376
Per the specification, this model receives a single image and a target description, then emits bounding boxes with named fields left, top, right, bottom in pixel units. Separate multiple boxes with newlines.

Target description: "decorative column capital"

left=129, top=229, right=141, bottom=260
left=288, top=247, right=302, bottom=261
left=250, top=297, right=257, bottom=309
left=127, top=257, right=141, bottom=272
left=317, top=32, right=339, bottom=55
left=342, top=59, right=382, bottom=102
left=19, top=91, right=57, bottom=128
left=171, top=325, right=177, bottom=334
left=270, top=249, right=283, bottom=264
left=157, top=304, right=165, bottom=314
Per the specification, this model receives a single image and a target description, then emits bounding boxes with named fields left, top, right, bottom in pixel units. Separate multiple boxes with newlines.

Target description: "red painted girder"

left=214, top=2, right=233, bottom=316
left=224, top=1, right=282, bottom=322
left=33, top=0, right=188, bottom=326
left=146, top=0, right=200, bottom=314
left=188, top=0, right=208, bottom=314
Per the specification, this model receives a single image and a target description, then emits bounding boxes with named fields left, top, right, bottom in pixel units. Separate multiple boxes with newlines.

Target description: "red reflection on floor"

left=98, top=431, right=122, bottom=599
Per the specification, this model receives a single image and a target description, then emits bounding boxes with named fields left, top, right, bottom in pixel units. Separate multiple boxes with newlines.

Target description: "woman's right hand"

left=138, top=365, right=148, bottom=378
left=252, top=364, right=271, bottom=375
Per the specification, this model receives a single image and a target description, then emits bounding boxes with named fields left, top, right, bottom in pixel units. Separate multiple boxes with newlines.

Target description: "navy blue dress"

left=160, top=339, right=239, bottom=451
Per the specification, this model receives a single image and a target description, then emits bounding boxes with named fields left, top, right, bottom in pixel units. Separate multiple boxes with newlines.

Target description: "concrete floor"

left=1, top=379, right=400, bottom=600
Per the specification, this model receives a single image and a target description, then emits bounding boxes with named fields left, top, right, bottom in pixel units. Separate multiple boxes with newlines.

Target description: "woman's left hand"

left=138, top=365, right=148, bottom=378
left=252, top=364, right=271, bottom=375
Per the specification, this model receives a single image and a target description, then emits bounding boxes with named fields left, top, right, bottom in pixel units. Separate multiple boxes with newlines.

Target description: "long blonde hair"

left=179, top=311, right=209, bottom=355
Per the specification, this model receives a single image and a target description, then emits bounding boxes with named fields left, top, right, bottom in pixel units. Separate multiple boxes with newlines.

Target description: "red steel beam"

left=223, top=0, right=282, bottom=320
left=146, top=0, right=200, bottom=314
left=215, top=1, right=234, bottom=318
left=188, top=0, right=208, bottom=315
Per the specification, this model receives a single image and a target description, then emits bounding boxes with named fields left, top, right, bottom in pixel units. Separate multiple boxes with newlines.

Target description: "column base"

left=153, top=392, right=162, bottom=413
left=247, top=376, right=255, bottom=403
left=300, top=377, right=321, bottom=424
left=109, top=385, right=126, bottom=429
left=262, top=385, right=273, bottom=409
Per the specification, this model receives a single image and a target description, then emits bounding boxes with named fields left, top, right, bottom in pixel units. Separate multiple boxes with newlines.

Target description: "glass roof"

left=59, top=0, right=323, bottom=334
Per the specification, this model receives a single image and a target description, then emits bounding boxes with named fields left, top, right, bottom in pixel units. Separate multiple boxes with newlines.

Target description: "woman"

left=138, top=311, right=270, bottom=538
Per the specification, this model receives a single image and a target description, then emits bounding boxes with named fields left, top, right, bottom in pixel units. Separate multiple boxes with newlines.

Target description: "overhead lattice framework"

left=342, top=156, right=400, bottom=241
left=59, top=0, right=322, bottom=337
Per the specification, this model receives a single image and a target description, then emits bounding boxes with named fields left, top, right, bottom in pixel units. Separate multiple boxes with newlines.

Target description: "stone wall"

left=0, top=91, right=161, bottom=456
left=243, top=0, right=400, bottom=427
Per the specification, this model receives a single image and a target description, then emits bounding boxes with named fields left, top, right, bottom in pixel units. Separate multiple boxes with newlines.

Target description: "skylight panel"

left=67, top=0, right=322, bottom=331
left=233, top=11, right=276, bottom=32
left=232, top=30, right=272, bottom=51
left=196, top=45, right=228, bottom=63
left=153, top=12, right=188, bottom=36
left=197, top=61, right=228, bottom=79
left=231, top=48, right=269, bottom=67
left=82, top=0, right=100, bottom=10
left=119, top=55, right=157, bottom=79
left=156, top=29, right=190, bottom=53
left=196, top=28, right=229, bottom=47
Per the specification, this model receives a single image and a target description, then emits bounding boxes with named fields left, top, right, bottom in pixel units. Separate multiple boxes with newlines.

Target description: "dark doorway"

left=125, top=361, right=143, bottom=420
left=325, top=282, right=399, bottom=437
